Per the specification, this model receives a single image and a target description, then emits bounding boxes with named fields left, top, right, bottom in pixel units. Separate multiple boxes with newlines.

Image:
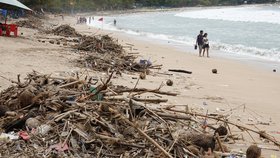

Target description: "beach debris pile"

left=74, top=35, right=158, bottom=73
left=75, top=35, right=123, bottom=53
left=77, top=52, right=139, bottom=72
left=16, top=17, right=43, bottom=30
left=41, top=24, right=158, bottom=73
left=42, top=24, right=156, bottom=73
left=52, top=24, right=81, bottom=37
left=0, top=72, right=279, bottom=157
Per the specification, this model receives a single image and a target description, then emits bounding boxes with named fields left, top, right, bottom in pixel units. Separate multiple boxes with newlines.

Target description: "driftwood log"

left=168, top=69, right=192, bottom=74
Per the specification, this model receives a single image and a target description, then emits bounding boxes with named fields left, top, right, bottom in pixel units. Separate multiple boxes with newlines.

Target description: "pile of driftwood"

left=1, top=72, right=278, bottom=157
left=76, top=51, right=139, bottom=72
left=74, top=35, right=156, bottom=72
left=16, top=17, right=43, bottom=30
left=52, top=24, right=82, bottom=37
left=0, top=72, right=221, bottom=157
left=41, top=24, right=156, bottom=73
left=74, top=35, right=123, bottom=54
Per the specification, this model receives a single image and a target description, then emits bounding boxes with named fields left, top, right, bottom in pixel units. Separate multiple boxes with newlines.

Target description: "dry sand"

left=1, top=14, right=280, bottom=156
left=0, top=25, right=80, bottom=90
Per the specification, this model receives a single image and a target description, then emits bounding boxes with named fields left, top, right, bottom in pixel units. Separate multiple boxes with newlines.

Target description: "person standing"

left=202, top=33, right=210, bottom=57
left=114, top=19, right=117, bottom=26
left=196, top=30, right=204, bottom=57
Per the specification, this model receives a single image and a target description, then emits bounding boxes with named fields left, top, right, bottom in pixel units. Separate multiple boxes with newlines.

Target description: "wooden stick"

left=107, top=87, right=118, bottom=95
left=54, top=109, right=78, bottom=122
left=0, top=75, right=29, bottom=88
left=97, top=144, right=103, bottom=158
left=62, top=127, right=73, bottom=147
left=115, top=88, right=177, bottom=96
left=245, top=129, right=256, bottom=143
left=203, top=110, right=208, bottom=131
left=129, top=77, right=140, bottom=97
left=215, top=133, right=225, bottom=153
left=73, top=126, right=90, bottom=140
left=59, top=80, right=83, bottom=88
left=183, top=148, right=199, bottom=158
left=226, top=123, right=236, bottom=143
left=155, top=112, right=192, bottom=121
left=132, top=97, right=168, bottom=103
left=95, top=133, right=120, bottom=142
left=168, top=139, right=177, bottom=153
left=259, top=146, right=280, bottom=151
left=117, top=142, right=145, bottom=149
left=0, top=75, right=18, bottom=84
left=168, top=69, right=192, bottom=74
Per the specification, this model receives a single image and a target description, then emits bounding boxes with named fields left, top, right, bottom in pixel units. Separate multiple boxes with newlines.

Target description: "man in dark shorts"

left=196, top=30, right=204, bottom=57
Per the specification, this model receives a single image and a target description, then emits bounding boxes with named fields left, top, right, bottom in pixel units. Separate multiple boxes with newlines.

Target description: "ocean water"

left=88, top=5, right=280, bottom=64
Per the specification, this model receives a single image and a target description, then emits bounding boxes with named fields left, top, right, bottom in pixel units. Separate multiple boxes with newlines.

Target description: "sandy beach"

left=1, top=13, right=280, bottom=157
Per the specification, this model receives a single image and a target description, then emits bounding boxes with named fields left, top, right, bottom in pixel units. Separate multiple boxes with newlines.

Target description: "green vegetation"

left=20, top=0, right=277, bottom=12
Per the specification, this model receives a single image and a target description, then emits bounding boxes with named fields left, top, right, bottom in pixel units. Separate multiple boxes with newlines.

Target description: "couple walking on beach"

left=196, top=30, right=210, bottom=57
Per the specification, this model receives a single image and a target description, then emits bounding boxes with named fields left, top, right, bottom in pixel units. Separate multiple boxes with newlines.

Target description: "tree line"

left=20, top=0, right=277, bottom=12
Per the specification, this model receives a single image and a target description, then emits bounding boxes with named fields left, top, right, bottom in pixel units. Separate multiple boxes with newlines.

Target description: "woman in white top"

left=202, top=33, right=210, bottom=57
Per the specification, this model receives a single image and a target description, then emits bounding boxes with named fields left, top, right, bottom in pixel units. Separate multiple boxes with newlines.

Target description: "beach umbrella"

left=0, top=0, right=32, bottom=24
left=0, top=0, right=31, bottom=11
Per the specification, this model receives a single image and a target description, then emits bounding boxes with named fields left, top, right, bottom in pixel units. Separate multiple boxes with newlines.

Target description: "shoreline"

left=98, top=25, right=280, bottom=73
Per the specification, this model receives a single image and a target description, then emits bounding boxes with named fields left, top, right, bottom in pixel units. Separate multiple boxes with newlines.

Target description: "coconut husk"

left=214, top=126, right=228, bottom=136
left=25, top=118, right=41, bottom=129
left=18, top=90, right=34, bottom=108
left=0, top=105, right=9, bottom=117
left=166, top=79, right=173, bottom=86
left=179, top=132, right=216, bottom=152
left=246, top=145, right=261, bottom=158
left=139, top=72, right=146, bottom=80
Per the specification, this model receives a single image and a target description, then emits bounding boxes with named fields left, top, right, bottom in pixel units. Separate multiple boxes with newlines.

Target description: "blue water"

left=89, top=5, right=280, bottom=64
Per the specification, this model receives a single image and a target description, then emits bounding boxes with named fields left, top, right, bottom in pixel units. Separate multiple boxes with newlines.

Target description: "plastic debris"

left=19, top=131, right=30, bottom=140
left=0, top=132, right=19, bottom=141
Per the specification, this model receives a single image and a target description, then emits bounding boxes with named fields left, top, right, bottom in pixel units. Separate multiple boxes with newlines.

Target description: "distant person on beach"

left=202, top=33, right=210, bottom=57
left=114, top=19, right=117, bottom=26
left=196, top=30, right=204, bottom=57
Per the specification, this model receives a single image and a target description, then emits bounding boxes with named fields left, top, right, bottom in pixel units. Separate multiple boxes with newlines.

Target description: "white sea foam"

left=175, top=6, right=280, bottom=24
left=211, top=42, right=280, bottom=62
left=102, top=26, right=195, bottom=46
left=102, top=24, right=280, bottom=62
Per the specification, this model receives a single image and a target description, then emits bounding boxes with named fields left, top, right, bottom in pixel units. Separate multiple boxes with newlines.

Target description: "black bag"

left=194, top=45, right=197, bottom=50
